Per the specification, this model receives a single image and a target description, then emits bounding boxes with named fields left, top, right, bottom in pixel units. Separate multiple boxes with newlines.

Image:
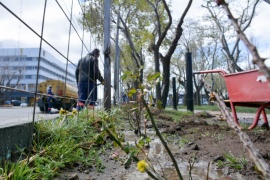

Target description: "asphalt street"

left=0, top=106, right=59, bottom=128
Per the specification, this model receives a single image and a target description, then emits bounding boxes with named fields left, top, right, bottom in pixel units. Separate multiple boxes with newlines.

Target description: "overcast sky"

left=0, top=0, right=93, bottom=65
left=0, top=0, right=270, bottom=66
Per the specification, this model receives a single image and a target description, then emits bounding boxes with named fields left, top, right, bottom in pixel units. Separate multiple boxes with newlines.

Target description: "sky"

left=0, top=0, right=270, bottom=66
left=0, top=0, right=95, bottom=65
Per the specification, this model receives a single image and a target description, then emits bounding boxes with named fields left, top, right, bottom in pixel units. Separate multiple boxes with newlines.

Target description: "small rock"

left=86, top=177, right=96, bottom=180
left=67, top=173, right=79, bottom=180
left=181, top=142, right=200, bottom=152
left=191, top=144, right=199, bottom=150
left=213, top=155, right=225, bottom=162
left=84, top=169, right=90, bottom=174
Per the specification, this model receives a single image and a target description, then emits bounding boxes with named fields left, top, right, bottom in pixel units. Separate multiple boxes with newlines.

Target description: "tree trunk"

left=161, top=60, right=170, bottom=108
left=154, top=49, right=161, bottom=104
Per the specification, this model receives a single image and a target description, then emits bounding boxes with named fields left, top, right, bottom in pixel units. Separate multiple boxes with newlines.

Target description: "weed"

left=217, top=152, right=248, bottom=170
left=0, top=161, right=38, bottom=180
left=196, top=110, right=210, bottom=118
left=178, top=136, right=191, bottom=148
left=213, top=132, right=224, bottom=141
left=202, top=131, right=211, bottom=137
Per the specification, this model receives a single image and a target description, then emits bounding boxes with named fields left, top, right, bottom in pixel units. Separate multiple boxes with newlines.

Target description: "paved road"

left=0, top=106, right=60, bottom=128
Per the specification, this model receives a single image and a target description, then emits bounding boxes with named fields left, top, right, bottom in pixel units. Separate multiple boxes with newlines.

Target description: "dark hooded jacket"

left=75, top=53, right=104, bottom=83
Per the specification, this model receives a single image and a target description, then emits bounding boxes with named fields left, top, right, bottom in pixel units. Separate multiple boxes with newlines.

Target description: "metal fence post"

left=103, top=0, right=111, bottom=110
left=186, top=51, right=194, bottom=112
left=172, top=77, right=177, bottom=110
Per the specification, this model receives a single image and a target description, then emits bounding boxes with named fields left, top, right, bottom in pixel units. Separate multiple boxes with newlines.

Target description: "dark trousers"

left=77, top=81, right=97, bottom=106
left=47, top=96, right=53, bottom=112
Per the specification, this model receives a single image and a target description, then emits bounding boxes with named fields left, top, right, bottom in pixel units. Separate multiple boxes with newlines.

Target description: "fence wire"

left=0, top=0, right=106, bottom=159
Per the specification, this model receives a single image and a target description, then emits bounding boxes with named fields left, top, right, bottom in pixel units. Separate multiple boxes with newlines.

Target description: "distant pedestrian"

left=75, top=48, right=104, bottom=111
left=47, top=86, right=54, bottom=113
left=122, top=93, right=128, bottom=104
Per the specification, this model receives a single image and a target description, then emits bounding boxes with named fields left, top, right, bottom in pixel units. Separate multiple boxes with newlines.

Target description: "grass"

left=0, top=109, right=113, bottom=179
left=163, top=109, right=193, bottom=122
left=163, top=134, right=192, bottom=148
left=170, top=104, right=270, bottom=114
left=217, top=153, right=248, bottom=170
left=0, top=103, right=264, bottom=179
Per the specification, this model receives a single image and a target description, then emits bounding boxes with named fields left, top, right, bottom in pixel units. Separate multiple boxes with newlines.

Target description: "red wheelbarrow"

left=194, top=69, right=270, bottom=130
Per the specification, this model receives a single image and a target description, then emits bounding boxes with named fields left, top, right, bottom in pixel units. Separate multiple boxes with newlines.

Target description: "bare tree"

left=171, top=18, right=222, bottom=105
left=0, top=55, right=25, bottom=104
left=202, top=0, right=260, bottom=73
left=147, top=0, right=193, bottom=108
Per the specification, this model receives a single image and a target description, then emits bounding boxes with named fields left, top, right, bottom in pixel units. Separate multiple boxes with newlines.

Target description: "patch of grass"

left=212, top=132, right=224, bottom=141
left=217, top=153, right=248, bottom=170
left=164, top=109, right=194, bottom=122
left=174, top=105, right=220, bottom=111
left=202, top=131, right=211, bottom=137
left=186, top=127, right=200, bottom=134
left=0, top=161, right=39, bottom=180
left=171, top=105, right=270, bottom=114
left=162, top=134, right=192, bottom=148
left=1, top=110, right=112, bottom=179
left=178, top=136, right=191, bottom=148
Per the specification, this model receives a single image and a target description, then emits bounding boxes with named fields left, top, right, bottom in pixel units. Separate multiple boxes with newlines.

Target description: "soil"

left=56, top=109, right=270, bottom=180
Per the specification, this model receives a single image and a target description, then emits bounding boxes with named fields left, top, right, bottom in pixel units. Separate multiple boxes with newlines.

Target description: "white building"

left=0, top=48, right=76, bottom=104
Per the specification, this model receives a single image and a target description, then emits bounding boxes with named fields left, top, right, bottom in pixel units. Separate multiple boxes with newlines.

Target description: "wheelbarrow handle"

left=193, top=69, right=227, bottom=77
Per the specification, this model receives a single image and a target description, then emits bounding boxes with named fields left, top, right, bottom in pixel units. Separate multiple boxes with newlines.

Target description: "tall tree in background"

left=171, top=18, right=222, bottom=105
left=0, top=55, right=24, bottom=104
left=81, top=0, right=194, bottom=109
left=147, top=0, right=193, bottom=108
left=81, top=0, right=152, bottom=89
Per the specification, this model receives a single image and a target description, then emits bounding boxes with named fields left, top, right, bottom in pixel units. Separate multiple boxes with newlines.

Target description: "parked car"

left=11, top=100, right=21, bottom=106
left=5, top=101, right=11, bottom=105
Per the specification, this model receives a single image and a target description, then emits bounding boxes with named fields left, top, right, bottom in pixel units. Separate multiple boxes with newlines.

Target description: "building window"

left=28, top=84, right=36, bottom=91
left=17, top=84, right=26, bottom=90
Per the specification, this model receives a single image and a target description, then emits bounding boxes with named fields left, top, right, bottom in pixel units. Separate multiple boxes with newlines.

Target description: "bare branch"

left=202, top=78, right=270, bottom=179
left=221, top=3, right=270, bottom=83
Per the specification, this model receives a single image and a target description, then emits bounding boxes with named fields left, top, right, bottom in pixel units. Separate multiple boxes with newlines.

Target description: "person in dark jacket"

left=47, top=86, right=54, bottom=113
left=75, top=48, right=104, bottom=111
